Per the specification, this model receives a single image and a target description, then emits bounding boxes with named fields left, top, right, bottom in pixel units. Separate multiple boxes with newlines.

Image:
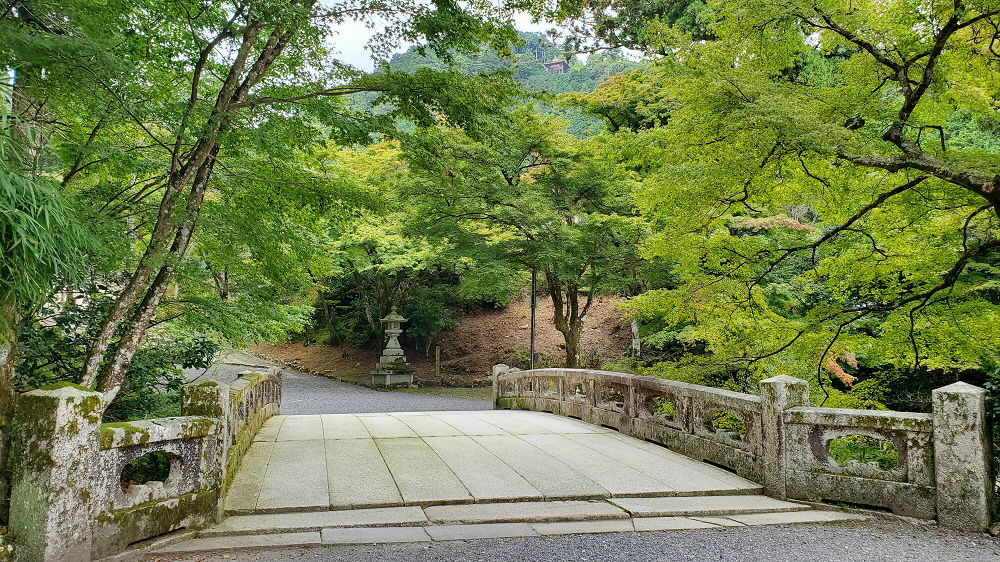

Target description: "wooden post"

left=435, top=345, right=441, bottom=383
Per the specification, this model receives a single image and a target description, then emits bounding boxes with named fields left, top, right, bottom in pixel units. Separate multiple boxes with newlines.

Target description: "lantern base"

left=371, top=371, right=414, bottom=386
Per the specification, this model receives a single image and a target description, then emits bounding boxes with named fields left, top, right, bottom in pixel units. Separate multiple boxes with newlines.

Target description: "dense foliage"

left=0, top=0, right=537, bottom=418
left=547, top=0, right=1000, bottom=411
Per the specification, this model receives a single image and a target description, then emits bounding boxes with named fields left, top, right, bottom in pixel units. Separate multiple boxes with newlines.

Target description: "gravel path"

left=183, top=352, right=491, bottom=414
left=157, top=519, right=1000, bottom=561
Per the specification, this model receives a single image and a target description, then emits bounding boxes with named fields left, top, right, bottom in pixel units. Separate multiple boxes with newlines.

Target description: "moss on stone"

left=183, top=383, right=227, bottom=417
left=40, top=382, right=94, bottom=392
left=179, top=417, right=217, bottom=438
left=99, top=422, right=151, bottom=449
left=92, top=490, right=219, bottom=558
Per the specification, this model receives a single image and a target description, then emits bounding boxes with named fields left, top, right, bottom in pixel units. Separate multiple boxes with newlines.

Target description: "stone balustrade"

left=492, top=366, right=996, bottom=531
left=9, top=368, right=282, bottom=561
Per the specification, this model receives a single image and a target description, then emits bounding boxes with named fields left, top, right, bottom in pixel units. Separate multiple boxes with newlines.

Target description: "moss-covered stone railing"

left=492, top=366, right=996, bottom=531
left=8, top=368, right=282, bottom=561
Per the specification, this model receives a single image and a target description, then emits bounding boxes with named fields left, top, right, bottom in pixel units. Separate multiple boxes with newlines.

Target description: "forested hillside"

left=382, top=32, right=640, bottom=136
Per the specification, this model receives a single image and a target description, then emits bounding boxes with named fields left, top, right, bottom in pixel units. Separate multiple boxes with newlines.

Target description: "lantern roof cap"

left=381, top=306, right=407, bottom=323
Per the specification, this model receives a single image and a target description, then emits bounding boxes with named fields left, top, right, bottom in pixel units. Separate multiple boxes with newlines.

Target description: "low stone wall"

left=220, top=371, right=281, bottom=496
left=9, top=368, right=282, bottom=561
left=493, top=366, right=996, bottom=530
left=783, top=407, right=935, bottom=519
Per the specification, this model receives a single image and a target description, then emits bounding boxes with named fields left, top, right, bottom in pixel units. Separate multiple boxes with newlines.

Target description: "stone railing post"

left=182, top=380, right=230, bottom=520
left=759, top=375, right=810, bottom=500
left=10, top=384, right=103, bottom=561
left=932, top=382, right=996, bottom=531
left=491, top=364, right=518, bottom=409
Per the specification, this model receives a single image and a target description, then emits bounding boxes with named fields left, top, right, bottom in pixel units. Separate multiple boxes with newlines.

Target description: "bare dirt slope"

left=255, top=295, right=630, bottom=386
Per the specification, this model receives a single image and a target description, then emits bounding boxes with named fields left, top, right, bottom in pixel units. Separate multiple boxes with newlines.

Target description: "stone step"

left=155, top=509, right=868, bottom=555
left=609, top=495, right=813, bottom=518
left=223, top=485, right=766, bottom=516
left=211, top=495, right=798, bottom=538
left=199, top=506, right=428, bottom=537
left=423, top=500, right=629, bottom=525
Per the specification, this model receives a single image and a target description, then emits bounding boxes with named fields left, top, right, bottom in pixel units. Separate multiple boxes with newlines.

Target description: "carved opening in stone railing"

left=500, top=379, right=517, bottom=397
left=119, top=450, right=178, bottom=507
left=827, top=434, right=900, bottom=472
left=539, top=377, right=559, bottom=398
left=704, top=410, right=748, bottom=443
left=689, top=397, right=761, bottom=456
left=598, top=384, right=627, bottom=412
left=568, top=380, right=589, bottom=402
left=801, top=424, right=913, bottom=482
left=645, top=396, right=677, bottom=422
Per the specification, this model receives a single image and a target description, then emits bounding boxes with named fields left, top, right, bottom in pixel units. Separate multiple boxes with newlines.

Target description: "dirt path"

left=255, top=295, right=631, bottom=387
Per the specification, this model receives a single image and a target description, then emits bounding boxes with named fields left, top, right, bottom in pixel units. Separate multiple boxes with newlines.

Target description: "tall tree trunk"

left=80, top=18, right=268, bottom=390
left=562, top=325, right=581, bottom=368
left=0, top=305, right=17, bottom=525
left=546, top=270, right=596, bottom=368
left=97, top=145, right=220, bottom=401
left=0, top=308, right=17, bottom=424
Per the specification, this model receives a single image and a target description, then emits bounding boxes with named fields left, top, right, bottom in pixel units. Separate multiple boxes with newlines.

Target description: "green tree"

left=0, top=106, right=89, bottom=420
left=570, top=0, right=1000, bottom=400
left=2, top=0, right=529, bottom=408
left=402, top=110, right=644, bottom=366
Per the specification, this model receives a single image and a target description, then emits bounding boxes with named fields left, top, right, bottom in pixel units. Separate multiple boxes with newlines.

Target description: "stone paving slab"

left=603, top=432, right=764, bottom=490
left=326, top=438, right=403, bottom=508
left=224, top=441, right=274, bottom=513
left=424, top=500, right=628, bottom=525
left=422, top=436, right=543, bottom=502
left=518, top=433, right=677, bottom=496
left=501, top=411, right=615, bottom=434
left=359, top=415, right=418, bottom=438
left=393, top=413, right=466, bottom=436
left=376, top=438, right=473, bottom=505
left=468, top=411, right=566, bottom=434
left=531, top=519, right=636, bottom=536
left=691, top=516, right=747, bottom=527
left=726, top=510, right=868, bottom=526
left=156, top=532, right=321, bottom=554
left=633, top=516, right=721, bottom=531
left=610, top=495, right=811, bottom=517
left=203, top=507, right=426, bottom=537
left=563, top=432, right=759, bottom=493
left=429, top=413, right=509, bottom=435
left=183, top=507, right=864, bottom=553
left=320, top=414, right=370, bottom=439
left=228, top=411, right=788, bottom=516
left=253, top=417, right=284, bottom=442
left=425, top=523, right=538, bottom=541
left=276, top=415, right=325, bottom=441
left=320, top=526, right=431, bottom=544
left=470, top=434, right=611, bottom=499
left=255, top=439, right=329, bottom=512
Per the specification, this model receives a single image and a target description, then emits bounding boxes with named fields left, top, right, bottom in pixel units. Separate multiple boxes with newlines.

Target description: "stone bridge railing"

left=492, top=366, right=996, bottom=531
left=9, top=368, right=282, bottom=561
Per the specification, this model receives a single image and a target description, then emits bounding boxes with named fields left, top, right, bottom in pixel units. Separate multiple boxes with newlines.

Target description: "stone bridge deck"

left=155, top=410, right=862, bottom=554
left=226, top=410, right=764, bottom=513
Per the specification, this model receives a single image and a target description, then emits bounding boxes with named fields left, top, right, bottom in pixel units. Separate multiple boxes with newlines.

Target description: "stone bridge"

left=7, top=367, right=995, bottom=560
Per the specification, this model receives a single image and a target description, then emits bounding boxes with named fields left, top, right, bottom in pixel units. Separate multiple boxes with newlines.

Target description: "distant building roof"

left=543, top=58, right=569, bottom=72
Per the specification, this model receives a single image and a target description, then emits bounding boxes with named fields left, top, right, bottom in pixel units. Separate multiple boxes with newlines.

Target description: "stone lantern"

left=372, top=306, right=412, bottom=386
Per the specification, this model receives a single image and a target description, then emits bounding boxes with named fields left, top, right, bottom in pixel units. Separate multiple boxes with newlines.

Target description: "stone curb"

left=154, top=510, right=870, bottom=555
